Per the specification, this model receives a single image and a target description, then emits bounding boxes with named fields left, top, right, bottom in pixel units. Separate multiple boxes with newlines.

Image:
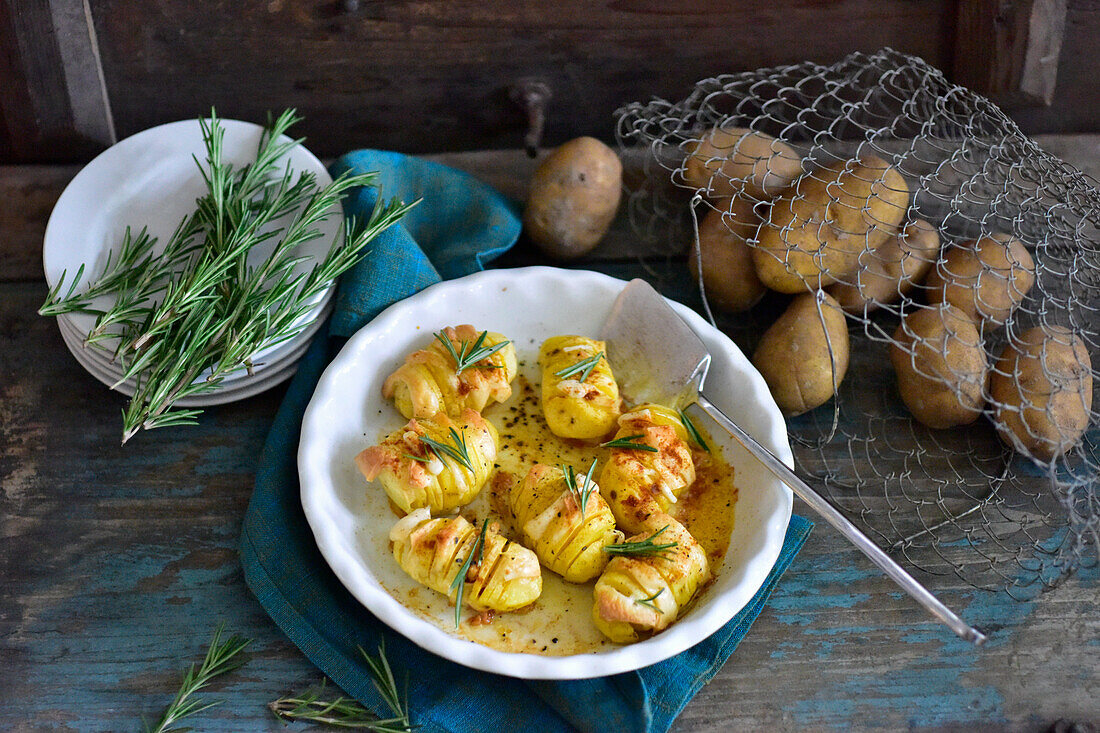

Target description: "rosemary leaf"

left=560, top=459, right=598, bottom=516
left=636, top=588, right=664, bottom=611
left=268, top=642, right=414, bottom=731
left=145, top=623, right=250, bottom=733
left=678, top=408, right=711, bottom=453
left=37, top=109, right=416, bottom=444
left=603, top=525, right=678, bottom=557
left=553, top=350, right=605, bottom=381
left=419, top=429, right=474, bottom=472
left=434, top=329, right=511, bottom=373
left=600, top=434, right=659, bottom=453
left=450, top=519, right=489, bottom=628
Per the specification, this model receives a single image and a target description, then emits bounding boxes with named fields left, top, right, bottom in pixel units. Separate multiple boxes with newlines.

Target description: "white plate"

left=56, top=296, right=330, bottom=385
left=299, top=267, right=793, bottom=680
left=43, top=118, right=340, bottom=351
left=57, top=307, right=319, bottom=407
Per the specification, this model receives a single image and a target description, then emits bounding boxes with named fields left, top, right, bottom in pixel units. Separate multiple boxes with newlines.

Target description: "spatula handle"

left=694, top=393, right=987, bottom=645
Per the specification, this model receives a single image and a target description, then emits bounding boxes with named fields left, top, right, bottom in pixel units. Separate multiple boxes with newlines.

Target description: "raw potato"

left=752, top=292, right=850, bottom=416
left=682, top=127, right=803, bottom=200
left=924, top=233, right=1035, bottom=328
left=990, top=326, right=1093, bottom=461
left=687, top=196, right=767, bottom=312
left=828, top=219, right=941, bottom=313
left=524, top=137, right=622, bottom=260
left=889, top=304, right=988, bottom=429
left=753, top=156, right=910, bottom=294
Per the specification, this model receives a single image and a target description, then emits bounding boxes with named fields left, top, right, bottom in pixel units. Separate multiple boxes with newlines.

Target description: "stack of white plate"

left=43, top=119, right=340, bottom=406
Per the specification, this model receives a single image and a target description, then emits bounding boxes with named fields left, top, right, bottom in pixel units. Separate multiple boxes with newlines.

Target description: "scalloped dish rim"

left=299, top=266, right=793, bottom=680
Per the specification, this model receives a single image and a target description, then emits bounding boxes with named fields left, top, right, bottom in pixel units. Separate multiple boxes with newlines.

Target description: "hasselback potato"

left=509, top=463, right=622, bottom=583
left=390, top=508, right=542, bottom=615
left=592, top=516, right=710, bottom=643
left=383, top=324, right=518, bottom=419
left=539, top=336, right=621, bottom=440
left=356, top=408, right=499, bottom=514
left=599, top=408, right=696, bottom=534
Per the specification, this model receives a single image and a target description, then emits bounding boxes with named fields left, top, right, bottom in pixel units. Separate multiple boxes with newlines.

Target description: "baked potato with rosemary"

left=599, top=406, right=696, bottom=534
left=383, top=324, right=517, bottom=419
left=356, top=408, right=499, bottom=514
left=592, top=516, right=710, bottom=643
left=390, top=508, right=542, bottom=616
left=539, top=335, right=622, bottom=440
left=509, top=463, right=621, bottom=583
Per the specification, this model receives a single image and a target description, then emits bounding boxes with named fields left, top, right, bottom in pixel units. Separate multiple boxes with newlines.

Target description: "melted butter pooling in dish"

left=374, top=356, right=738, bottom=655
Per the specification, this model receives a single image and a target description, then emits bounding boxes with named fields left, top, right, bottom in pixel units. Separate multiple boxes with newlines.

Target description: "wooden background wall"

left=2, top=0, right=1098, bottom=163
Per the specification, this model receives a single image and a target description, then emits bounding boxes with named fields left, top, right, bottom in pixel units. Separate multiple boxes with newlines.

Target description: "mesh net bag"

left=615, top=48, right=1099, bottom=599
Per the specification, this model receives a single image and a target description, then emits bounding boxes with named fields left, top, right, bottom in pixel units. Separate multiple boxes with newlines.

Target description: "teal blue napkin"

left=240, top=149, right=813, bottom=733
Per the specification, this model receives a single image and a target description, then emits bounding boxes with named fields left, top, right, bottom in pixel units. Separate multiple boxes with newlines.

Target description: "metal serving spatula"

left=602, top=279, right=987, bottom=645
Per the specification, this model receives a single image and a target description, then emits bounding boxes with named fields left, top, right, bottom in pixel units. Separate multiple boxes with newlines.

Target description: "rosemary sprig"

left=145, top=623, right=251, bottom=733
left=636, top=588, right=664, bottom=611
left=678, top=408, right=711, bottom=453
left=603, top=526, right=679, bottom=557
left=434, top=329, right=511, bottom=373
left=419, top=428, right=474, bottom=472
left=600, top=434, right=659, bottom=453
left=560, top=459, right=598, bottom=515
left=450, top=518, right=489, bottom=628
left=39, top=108, right=416, bottom=444
left=553, top=350, right=605, bottom=381
left=268, top=642, right=413, bottom=731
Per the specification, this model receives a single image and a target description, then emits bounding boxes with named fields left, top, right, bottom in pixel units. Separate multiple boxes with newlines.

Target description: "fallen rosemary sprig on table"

left=145, top=623, right=251, bottom=733
left=434, top=329, right=510, bottom=373
left=420, top=428, right=474, bottom=472
left=603, top=525, right=679, bottom=557
left=40, top=108, right=416, bottom=444
left=553, top=350, right=604, bottom=381
left=561, top=459, right=598, bottom=515
left=450, top=518, right=489, bottom=628
left=600, top=434, right=659, bottom=453
left=269, top=642, right=414, bottom=731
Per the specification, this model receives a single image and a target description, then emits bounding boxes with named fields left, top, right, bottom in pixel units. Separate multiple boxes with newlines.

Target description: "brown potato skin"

left=990, top=326, right=1093, bottom=461
left=682, top=127, right=803, bottom=200
left=753, top=156, right=910, bottom=294
left=524, top=137, right=622, bottom=260
left=828, top=219, right=941, bottom=313
left=687, top=196, right=767, bottom=312
left=752, top=292, right=849, bottom=416
left=924, top=234, right=1035, bottom=328
left=890, top=304, right=988, bottom=429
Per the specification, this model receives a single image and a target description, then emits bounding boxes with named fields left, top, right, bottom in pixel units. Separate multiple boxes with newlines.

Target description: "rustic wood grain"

left=0, top=0, right=114, bottom=162
left=2, top=148, right=1099, bottom=731
left=84, top=0, right=955, bottom=159
left=953, top=0, right=1068, bottom=106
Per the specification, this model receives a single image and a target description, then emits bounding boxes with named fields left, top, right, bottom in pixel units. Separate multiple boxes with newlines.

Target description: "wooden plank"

left=86, top=0, right=954, bottom=159
left=1, top=280, right=1098, bottom=731
left=953, top=0, right=1068, bottom=106
left=0, top=0, right=114, bottom=163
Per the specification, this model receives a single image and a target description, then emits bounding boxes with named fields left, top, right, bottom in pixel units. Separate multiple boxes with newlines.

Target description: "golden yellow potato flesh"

left=509, top=464, right=622, bottom=583
left=539, top=335, right=621, bottom=440
left=356, top=408, right=499, bottom=514
left=383, top=324, right=518, bottom=419
left=599, top=411, right=696, bottom=535
left=390, top=508, right=542, bottom=615
left=592, top=516, right=710, bottom=643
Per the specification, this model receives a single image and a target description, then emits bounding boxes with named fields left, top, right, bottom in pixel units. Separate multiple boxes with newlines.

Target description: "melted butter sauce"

left=376, top=357, right=738, bottom=655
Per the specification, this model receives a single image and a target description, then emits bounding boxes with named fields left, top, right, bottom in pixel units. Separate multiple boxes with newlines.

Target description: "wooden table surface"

left=2, top=139, right=1099, bottom=732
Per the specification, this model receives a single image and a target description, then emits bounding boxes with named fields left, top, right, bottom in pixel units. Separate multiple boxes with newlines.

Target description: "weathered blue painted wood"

left=3, top=146, right=1099, bottom=731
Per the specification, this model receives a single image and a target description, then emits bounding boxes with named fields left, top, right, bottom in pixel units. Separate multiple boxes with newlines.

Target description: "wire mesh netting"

left=615, top=48, right=1100, bottom=599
